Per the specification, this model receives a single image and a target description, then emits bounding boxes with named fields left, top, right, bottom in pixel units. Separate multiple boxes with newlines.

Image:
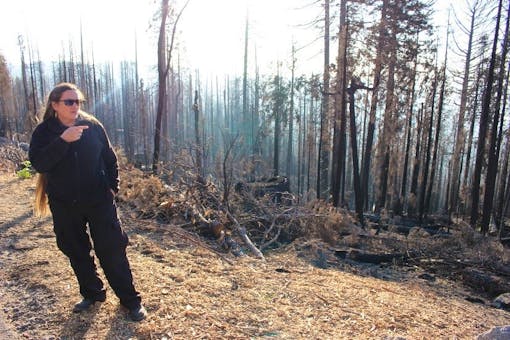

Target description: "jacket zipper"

left=74, top=150, right=80, bottom=203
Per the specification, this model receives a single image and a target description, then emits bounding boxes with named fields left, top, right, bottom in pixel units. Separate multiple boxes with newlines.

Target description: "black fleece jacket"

left=29, top=114, right=119, bottom=205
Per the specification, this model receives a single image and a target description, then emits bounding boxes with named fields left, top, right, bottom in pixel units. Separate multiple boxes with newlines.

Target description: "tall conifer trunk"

left=471, top=0, right=503, bottom=228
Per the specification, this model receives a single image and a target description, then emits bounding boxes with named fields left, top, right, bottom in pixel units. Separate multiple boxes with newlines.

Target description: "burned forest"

left=1, top=0, right=510, bottom=338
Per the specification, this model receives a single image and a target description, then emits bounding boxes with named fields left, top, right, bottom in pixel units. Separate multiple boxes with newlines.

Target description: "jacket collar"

left=46, top=116, right=68, bottom=134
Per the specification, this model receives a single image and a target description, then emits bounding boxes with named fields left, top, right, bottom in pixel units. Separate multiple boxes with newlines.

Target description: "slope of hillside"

left=0, top=170, right=509, bottom=339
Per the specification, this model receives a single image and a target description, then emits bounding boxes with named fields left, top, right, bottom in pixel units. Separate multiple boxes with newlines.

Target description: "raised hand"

left=60, top=125, right=89, bottom=143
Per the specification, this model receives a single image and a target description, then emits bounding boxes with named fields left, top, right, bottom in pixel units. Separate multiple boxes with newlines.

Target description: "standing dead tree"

left=346, top=77, right=373, bottom=225
left=470, top=0, right=503, bottom=230
left=448, top=1, right=482, bottom=217
left=317, top=0, right=331, bottom=199
left=361, top=0, right=387, bottom=212
left=480, top=0, right=510, bottom=234
left=152, top=0, right=190, bottom=174
left=193, top=90, right=204, bottom=181
left=221, top=132, right=240, bottom=208
left=331, top=0, right=348, bottom=208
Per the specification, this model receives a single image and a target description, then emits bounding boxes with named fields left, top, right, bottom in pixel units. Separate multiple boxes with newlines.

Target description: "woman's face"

left=52, top=89, right=81, bottom=126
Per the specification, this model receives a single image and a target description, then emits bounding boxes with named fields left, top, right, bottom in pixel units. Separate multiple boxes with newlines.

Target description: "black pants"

left=49, top=195, right=141, bottom=310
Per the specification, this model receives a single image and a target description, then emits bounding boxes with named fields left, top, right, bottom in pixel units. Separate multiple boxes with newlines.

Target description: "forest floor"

left=1, top=165, right=510, bottom=339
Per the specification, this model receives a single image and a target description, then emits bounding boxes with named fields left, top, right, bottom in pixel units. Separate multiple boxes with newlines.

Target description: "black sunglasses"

left=59, top=99, right=84, bottom=106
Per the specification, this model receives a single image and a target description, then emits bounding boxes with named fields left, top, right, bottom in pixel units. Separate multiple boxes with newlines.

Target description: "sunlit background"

left=0, top=0, right=451, bottom=79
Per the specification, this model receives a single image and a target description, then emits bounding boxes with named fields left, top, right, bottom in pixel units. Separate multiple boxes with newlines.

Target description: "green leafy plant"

left=17, top=160, right=34, bottom=179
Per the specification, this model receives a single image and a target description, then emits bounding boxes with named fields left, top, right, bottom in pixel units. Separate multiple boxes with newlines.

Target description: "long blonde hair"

left=34, top=83, right=86, bottom=217
left=34, top=174, right=49, bottom=217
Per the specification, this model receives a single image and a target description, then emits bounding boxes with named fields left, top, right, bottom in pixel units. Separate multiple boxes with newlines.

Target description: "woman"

left=29, top=82, right=147, bottom=321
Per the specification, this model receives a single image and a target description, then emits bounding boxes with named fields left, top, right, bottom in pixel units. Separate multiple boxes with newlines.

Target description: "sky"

left=0, top=0, right=452, bottom=80
left=0, top=0, right=320, bottom=77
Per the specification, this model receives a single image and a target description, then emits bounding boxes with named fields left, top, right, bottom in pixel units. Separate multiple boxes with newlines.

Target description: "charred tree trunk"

left=481, top=0, right=508, bottom=233
left=409, top=104, right=424, bottom=216
left=287, top=47, right=296, bottom=181
left=18, top=36, right=30, bottom=118
left=471, top=0, right=503, bottom=229
left=273, top=71, right=282, bottom=177
left=253, top=65, right=261, bottom=166
left=376, top=41, right=396, bottom=211
left=139, top=80, right=150, bottom=168
left=317, top=0, right=331, bottom=199
left=193, top=90, right=204, bottom=181
left=401, top=51, right=418, bottom=205
left=331, top=0, right=348, bottom=207
left=152, top=0, right=170, bottom=173
left=425, top=65, right=446, bottom=215
left=425, top=29, right=449, bottom=215
left=27, top=43, right=38, bottom=119
left=461, top=64, right=483, bottom=214
left=347, top=78, right=372, bottom=225
left=449, top=5, right=478, bottom=217
left=419, top=67, right=438, bottom=221
left=242, top=12, right=250, bottom=161
left=362, top=0, right=388, bottom=212
left=152, top=0, right=189, bottom=174
left=496, top=66, right=510, bottom=230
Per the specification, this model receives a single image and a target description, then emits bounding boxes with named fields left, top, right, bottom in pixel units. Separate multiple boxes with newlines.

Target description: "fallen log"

left=235, top=176, right=291, bottom=204
left=334, top=249, right=410, bottom=264
left=185, top=176, right=265, bottom=260
left=222, top=207, right=265, bottom=259
left=461, top=268, right=510, bottom=297
left=386, top=224, right=451, bottom=237
left=200, top=186, right=265, bottom=260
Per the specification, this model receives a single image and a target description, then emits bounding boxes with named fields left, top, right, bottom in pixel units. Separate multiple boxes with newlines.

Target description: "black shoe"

left=128, top=305, right=147, bottom=321
left=73, top=298, right=99, bottom=313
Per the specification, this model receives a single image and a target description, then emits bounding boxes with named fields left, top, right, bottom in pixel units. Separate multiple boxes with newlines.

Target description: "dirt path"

left=0, top=177, right=21, bottom=339
left=0, top=311, right=18, bottom=339
left=0, top=172, right=510, bottom=339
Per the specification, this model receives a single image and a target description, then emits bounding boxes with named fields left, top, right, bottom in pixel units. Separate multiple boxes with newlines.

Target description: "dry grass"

left=0, top=169, right=510, bottom=339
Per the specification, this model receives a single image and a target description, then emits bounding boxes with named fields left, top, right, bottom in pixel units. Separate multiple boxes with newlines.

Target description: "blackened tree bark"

left=401, top=51, right=417, bottom=205
left=361, top=0, right=388, bottom=211
left=253, top=66, right=261, bottom=162
left=272, top=70, right=284, bottom=177
left=0, top=54, right=15, bottom=138
left=18, top=36, right=30, bottom=116
left=27, top=42, right=38, bottom=116
left=376, top=43, right=395, bottom=211
left=139, top=80, right=150, bottom=168
left=331, top=0, right=348, bottom=207
left=317, top=0, right=331, bottom=199
left=425, top=64, right=446, bottom=216
left=153, top=0, right=170, bottom=174
left=347, top=78, right=372, bottom=225
left=496, top=66, right=510, bottom=230
left=462, top=63, right=484, bottom=214
left=448, top=2, right=480, bottom=217
left=480, top=0, right=508, bottom=233
left=193, top=90, right=204, bottom=181
left=419, top=67, right=438, bottom=221
left=287, top=47, right=296, bottom=181
left=471, top=0, right=503, bottom=229
left=409, top=103, right=424, bottom=216
left=152, top=0, right=190, bottom=174
left=425, top=27, right=449, bottom=215
left=242, top=12, right=249, bottom=154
